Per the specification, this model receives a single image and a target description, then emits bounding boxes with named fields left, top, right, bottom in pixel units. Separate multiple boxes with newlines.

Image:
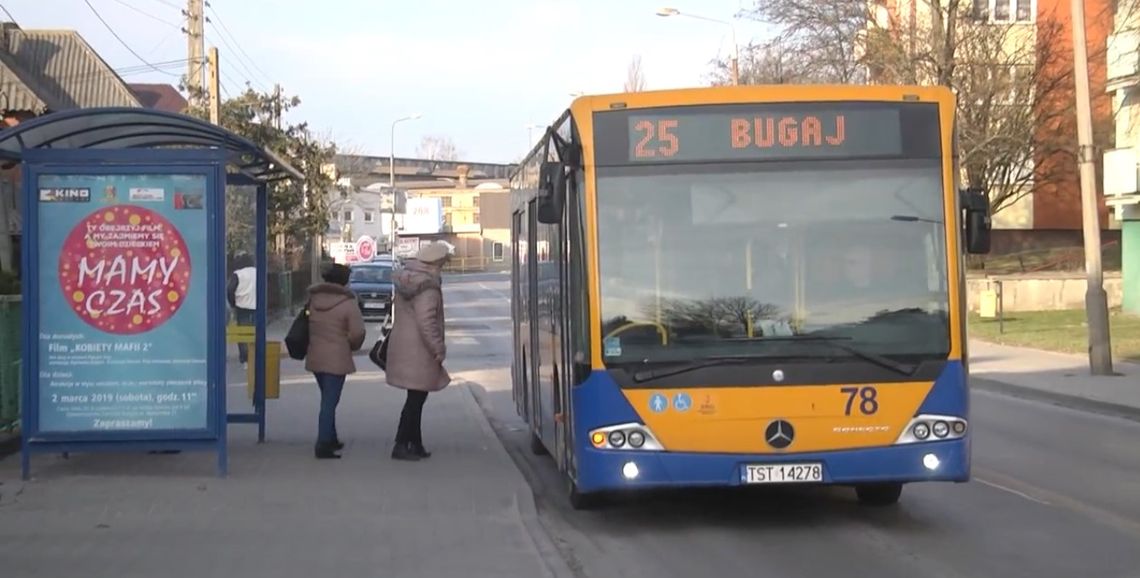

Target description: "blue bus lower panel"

left=576, top=437, right=970, bottom=493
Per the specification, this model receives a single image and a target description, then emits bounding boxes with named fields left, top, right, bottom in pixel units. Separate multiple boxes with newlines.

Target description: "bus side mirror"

left=961, top=187, right=991, bottom=255
left=537, top=161, right=564, bottom=224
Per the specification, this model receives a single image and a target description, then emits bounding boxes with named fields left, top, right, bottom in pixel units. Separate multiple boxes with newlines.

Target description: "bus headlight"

left=895, top=415, right=968, bottom=445
left=587, top=423, right=664, bottom=451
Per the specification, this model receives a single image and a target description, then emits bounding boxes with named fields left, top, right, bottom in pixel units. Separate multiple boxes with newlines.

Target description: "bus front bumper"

left=575, top=437, right=970, bottom=493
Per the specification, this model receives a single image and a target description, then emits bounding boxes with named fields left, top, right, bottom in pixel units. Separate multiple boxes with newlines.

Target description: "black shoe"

left=315, top=442, right=341, bottom=459
left=332, top=438, right=345, bottom=451
left=412, top=443, right=431, bottom=458
left=390, top=441, right=421, bottom=461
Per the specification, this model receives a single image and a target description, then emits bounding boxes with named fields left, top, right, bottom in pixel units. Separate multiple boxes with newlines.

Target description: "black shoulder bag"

left=284, top=301, right=311, bottom=360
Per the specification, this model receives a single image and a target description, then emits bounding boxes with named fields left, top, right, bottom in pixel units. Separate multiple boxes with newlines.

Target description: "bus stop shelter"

left=0, top=107, right=302, bottom=479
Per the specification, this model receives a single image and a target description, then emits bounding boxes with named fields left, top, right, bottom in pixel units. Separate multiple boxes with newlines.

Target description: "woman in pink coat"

left=385, top=242, right=451, bottom=460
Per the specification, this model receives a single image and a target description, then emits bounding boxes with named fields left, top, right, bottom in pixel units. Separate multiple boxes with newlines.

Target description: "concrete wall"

left=966, top=273, right=1124, bottom=312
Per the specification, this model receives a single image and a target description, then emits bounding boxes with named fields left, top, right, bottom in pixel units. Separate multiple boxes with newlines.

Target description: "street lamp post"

left=1069, top=0, right=1113, bottom=375
left=526, top=123, right=544, bottom=146
left=388, top=114, right=422, bottom=260
left=656, top=7, right=739, bottom=85
left=387, top=114, right=421, bottom=328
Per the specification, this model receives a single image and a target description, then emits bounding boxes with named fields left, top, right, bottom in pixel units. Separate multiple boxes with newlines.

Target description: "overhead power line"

left=106, top=0, right=180, bottom=29
left=84, top=0, right=179, bottom=77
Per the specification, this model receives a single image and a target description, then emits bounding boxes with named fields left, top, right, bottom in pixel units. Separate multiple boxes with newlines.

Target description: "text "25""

left=634, top=119, right=679, bottom=158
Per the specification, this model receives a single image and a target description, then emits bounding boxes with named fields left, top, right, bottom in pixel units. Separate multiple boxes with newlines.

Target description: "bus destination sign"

left=593, top=102, right=940, bottom=165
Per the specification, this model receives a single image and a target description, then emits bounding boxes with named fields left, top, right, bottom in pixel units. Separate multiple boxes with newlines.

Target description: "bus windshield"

left=595, top=160, right=950, bottom=365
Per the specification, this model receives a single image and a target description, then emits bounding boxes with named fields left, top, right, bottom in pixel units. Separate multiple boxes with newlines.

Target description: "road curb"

left=972, top=377, right=1140, bottom=423
left=458, top=382, right=578, bottom=578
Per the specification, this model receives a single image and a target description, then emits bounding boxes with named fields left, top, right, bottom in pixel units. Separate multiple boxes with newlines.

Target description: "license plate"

left=742, top=463, right=824, bottom=484
left=363, top=303, right=386, bottom=309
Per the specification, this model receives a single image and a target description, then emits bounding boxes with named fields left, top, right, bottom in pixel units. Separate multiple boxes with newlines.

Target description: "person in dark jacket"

left=306, top=263, right=367, bottom=459
left=385, top=242, right=451, bottom=461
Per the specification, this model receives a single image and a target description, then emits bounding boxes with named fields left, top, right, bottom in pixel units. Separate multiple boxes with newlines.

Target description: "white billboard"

left=403, top=197, right=444, bottom=234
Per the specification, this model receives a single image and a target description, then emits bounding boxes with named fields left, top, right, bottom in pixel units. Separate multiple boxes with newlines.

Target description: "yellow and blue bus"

left=508, top=85, right=991, bottom=509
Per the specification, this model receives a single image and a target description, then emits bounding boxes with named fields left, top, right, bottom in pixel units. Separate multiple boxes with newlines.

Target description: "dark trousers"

left=395, top=390, right=429, bottom=446
left=234, top=308, right=254, bottom=363
left=314, top=372, right=346, bottom=445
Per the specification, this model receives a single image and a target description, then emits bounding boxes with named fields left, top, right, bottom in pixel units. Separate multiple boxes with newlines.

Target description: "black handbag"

left=284, top=301, right=311, bottom=360
left=369, top=319, right=391, bottom=370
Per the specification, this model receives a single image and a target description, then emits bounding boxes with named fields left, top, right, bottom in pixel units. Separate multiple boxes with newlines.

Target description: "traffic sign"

left=356, top=235, right=376, bottom=261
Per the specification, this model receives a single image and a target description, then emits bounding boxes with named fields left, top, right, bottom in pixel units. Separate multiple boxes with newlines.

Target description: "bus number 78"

left=841, top=386, right=879, bottom=416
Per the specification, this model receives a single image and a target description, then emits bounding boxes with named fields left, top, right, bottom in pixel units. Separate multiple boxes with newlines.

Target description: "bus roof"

left=568, top=84, right=954, bottom=114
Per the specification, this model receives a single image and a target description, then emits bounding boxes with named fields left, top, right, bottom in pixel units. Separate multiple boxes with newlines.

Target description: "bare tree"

left=708, top=38, right=836, bottom=85
left=743, top=0, right=870, bottom=84
left=625, top=55, right=647, bottom=92
left=416, top=135, right=461, bottom=161
left=713, top=0, right=1114, bottom=215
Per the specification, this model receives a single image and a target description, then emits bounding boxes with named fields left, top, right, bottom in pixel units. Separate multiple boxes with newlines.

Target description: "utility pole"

left=272, top=84, right=282, bottom=129
left=272, top=83, right=285, bottom=256
left=183, top=0, right=205, bottom=99
left=1071, top=0, right=1114, bottom=375
left=207, top=46, right=220, bottom=125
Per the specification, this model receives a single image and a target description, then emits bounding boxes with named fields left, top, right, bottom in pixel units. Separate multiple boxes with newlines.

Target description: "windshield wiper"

left=631, top=355, right=766, bottom=383
left=757, top=335, right=916, bottom=376
left=628, top=337, right=916, bottom=383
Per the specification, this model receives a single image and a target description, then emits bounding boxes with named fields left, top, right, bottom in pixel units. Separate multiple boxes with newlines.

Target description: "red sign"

left=58, top=205, right=191, bottom=335
left=356, top=236, right=376, bottom=261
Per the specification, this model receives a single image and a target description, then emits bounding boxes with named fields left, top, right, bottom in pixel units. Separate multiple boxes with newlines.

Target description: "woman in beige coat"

left=385, top=242, right=451, bottom=461
left=306, top=263, right=366, bottom=459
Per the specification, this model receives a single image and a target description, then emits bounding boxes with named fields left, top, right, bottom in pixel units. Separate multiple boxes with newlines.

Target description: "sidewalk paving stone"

left=0, top=370, right=567, bottom=578
left=969, top=339, right=1140, bottom=418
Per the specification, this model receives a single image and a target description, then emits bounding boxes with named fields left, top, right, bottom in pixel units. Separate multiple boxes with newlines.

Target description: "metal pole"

left=389, top=121, right=396, bottom=263
left=1071, top=0, right=1114, bottom=375
left=388, top=122, right=397, bottom=329
left=730, top=21, right=740, bottom=85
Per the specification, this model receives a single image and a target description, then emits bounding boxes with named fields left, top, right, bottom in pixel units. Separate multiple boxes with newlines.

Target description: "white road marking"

left=477, top=282, right=512, bottom=303
left=975, top=477, right=1052, bottom=505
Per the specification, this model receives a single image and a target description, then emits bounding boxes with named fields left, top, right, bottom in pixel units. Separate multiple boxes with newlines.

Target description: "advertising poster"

left=36, top=174, right=210, bottom=433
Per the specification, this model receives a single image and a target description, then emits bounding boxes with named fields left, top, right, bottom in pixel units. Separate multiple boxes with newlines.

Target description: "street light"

left=389, top=113, right=422, bottom=257
left=1069, top=0, right=1113, bottom=374
left=656, top=7, right=740, bottom=85
left=385, top=113, right=422, bottom=328
left=526, top=123, right=544, bottom=145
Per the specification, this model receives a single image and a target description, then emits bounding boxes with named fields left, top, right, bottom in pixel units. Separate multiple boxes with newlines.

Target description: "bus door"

left=511, top=209, right=529, bottom=421
left=527, top=201, right=541, bottom=431
left=535, top=220, right=562, bottom=454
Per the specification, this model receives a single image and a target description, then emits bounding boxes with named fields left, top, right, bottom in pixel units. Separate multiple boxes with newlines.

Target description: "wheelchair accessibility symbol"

left=672, top=392, right=692, bottom=412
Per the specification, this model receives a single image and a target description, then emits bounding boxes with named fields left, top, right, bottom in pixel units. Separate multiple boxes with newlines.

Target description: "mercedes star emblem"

left=765, top=419, right=795, bottom=449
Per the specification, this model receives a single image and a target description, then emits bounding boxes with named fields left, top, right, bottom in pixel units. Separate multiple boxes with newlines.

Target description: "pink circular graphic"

left=58, top=205, right=192, bottom=335
left=356, top=236, right=375, bottom=261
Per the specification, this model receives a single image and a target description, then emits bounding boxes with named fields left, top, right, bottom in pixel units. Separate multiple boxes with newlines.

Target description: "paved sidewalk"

left=0, top=372, right=568, bottom=578
left=969, top=339, right=1140, bottom=417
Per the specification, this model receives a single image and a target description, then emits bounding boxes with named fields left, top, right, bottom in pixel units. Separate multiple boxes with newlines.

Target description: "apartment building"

left=1104, top=0, right=1140, bottom=311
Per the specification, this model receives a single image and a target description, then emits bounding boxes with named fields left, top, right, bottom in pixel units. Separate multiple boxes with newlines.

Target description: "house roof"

left=2, top=24, right=140, bottom=110
left=129, top=83, right=188, bottom=113
left=0, top=50, right=47, bottom=114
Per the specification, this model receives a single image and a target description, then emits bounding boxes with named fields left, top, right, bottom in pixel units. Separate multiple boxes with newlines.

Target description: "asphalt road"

left=441, top=272, right=1140, bottom=578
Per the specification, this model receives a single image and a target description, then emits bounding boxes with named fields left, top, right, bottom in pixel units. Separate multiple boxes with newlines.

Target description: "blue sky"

left=5, top=0, right=773, bottom=163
